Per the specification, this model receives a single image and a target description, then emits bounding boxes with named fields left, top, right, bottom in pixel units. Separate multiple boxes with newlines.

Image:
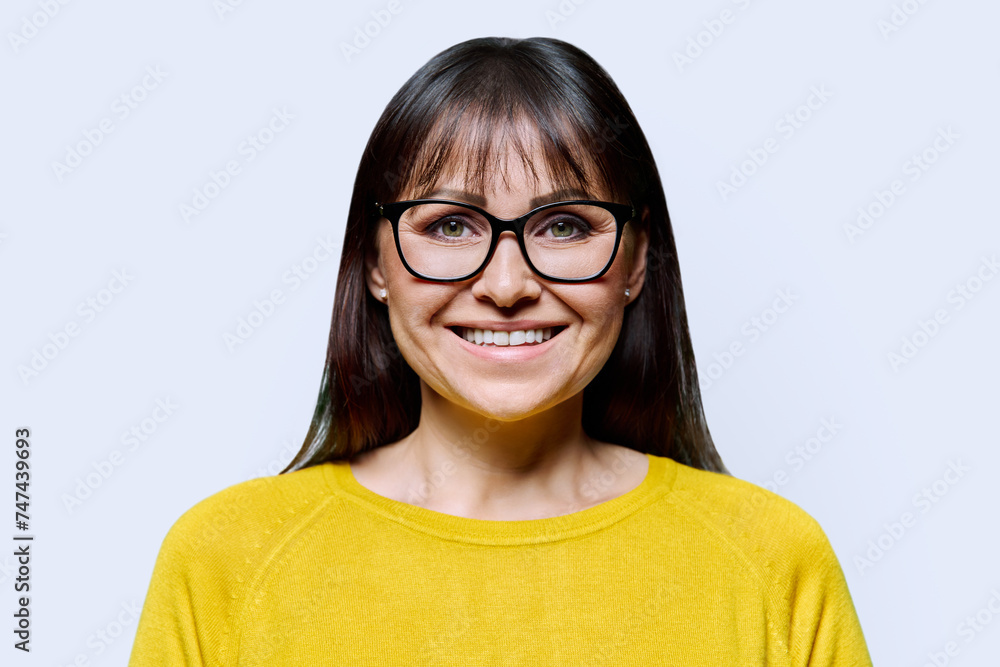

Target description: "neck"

left=367, top=381, right=611, bottom=520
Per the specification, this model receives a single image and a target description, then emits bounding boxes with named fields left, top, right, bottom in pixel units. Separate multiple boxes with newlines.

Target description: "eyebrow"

left=419, top=187, right=594, bottom=208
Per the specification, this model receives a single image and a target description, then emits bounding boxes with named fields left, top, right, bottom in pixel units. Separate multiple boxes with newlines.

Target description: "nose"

left=471, top=230, right=542, bottom=306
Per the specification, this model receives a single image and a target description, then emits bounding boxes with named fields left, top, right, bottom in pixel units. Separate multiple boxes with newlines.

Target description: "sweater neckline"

left=321, top=452, right=675, bottom=545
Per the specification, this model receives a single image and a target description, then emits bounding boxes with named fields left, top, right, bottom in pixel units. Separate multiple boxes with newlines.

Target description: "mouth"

left=448, top=325, right=568, bottom=347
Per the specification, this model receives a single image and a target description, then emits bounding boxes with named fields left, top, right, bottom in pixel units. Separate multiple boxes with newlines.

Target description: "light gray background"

left=3, top=0, right=998, bottom=664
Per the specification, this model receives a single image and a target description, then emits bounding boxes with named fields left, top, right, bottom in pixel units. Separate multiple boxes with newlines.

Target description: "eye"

left=537, top=214, right=591, bottom=240
left=549, top=220, right=577, bottom=238
left=428, top=216, right=474, bottom=238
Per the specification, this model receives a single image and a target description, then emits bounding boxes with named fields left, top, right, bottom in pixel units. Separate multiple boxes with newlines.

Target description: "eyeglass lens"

left=396, top=202, right=618, bottom=280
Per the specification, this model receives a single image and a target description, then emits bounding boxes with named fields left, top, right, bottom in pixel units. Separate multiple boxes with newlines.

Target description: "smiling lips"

left=450, top=325, right=567, bottom=347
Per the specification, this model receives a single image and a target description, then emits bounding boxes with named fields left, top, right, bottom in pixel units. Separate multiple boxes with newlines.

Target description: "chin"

left=459, top=393, right=553, bottom=422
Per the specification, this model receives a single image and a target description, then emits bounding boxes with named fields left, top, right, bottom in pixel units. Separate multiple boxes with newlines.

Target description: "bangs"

left=391, top=105, right=615, bottom=204
left=374, top=45, right=631, bottom=207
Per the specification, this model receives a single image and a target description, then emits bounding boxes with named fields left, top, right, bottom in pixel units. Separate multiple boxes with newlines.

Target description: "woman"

left=129, top=37, right=872, bottom=665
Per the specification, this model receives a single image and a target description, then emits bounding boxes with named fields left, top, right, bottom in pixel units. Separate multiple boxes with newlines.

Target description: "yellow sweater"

left=128, top=453, right=872, bottom=666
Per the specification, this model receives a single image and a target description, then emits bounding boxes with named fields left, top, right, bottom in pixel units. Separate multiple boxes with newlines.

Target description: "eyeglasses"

left=374, top=199, right=636, bottom=283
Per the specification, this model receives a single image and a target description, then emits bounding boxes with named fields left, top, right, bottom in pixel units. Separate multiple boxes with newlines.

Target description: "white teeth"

left=458, top=326, right=561, bottom=346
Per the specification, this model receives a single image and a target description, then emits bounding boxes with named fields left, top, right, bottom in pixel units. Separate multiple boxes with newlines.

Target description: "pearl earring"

left=379, top=288, right=387, bottom=300
left=625, top=288, right=630, bottom=297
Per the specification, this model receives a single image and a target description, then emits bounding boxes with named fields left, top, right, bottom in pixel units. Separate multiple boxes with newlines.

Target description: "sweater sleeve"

left=787, top=517, right=873, bottom=667
left=128, top=498, right=243, bottom=667
left=127, top=470, right=333, bottom=666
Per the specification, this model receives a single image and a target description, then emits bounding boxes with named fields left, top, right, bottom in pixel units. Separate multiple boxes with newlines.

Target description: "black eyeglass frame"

left=374, top=199, right=636, bottom=284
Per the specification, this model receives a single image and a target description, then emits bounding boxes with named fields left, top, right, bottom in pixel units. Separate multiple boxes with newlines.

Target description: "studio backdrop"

left=2, top=0, right=998, bottom=665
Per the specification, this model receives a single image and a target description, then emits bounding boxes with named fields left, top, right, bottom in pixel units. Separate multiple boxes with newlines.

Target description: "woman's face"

left=366, top=137, right=648, bottom=422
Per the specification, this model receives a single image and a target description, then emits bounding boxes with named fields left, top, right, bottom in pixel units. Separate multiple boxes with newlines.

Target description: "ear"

left=625, top=206, right=650, bottom=303
left=364, top=221, right=389, bottom=301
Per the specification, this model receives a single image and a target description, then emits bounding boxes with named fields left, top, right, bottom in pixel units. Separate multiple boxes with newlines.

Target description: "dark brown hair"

left=283, top=36, right=728, bottom=474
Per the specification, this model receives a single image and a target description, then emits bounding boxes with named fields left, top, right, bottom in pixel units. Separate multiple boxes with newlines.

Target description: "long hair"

left=282, top=37, right=728, bottom=474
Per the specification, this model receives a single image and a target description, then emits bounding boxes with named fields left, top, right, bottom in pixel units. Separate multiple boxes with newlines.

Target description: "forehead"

left=420, top=185, right=599, bottom=209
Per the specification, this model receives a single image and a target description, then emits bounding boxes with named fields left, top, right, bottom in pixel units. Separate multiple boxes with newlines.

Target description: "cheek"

left=386, top=284, right=456, bottom=346
left=572, top=290, right=625, bottom=335
left=383, top=304, right=431, bottom=377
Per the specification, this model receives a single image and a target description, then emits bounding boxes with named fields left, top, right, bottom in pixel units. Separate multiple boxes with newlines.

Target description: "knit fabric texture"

left=128, top=452, right=873, bottom=666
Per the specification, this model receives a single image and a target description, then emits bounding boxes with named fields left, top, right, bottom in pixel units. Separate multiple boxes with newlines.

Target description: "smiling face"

left=365, top=124, right=648, bottom=423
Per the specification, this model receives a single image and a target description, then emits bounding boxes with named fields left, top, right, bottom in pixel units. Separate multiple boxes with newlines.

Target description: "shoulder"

left=155, top=464, right=339, bottom=570
left=658, top=461, right=872, bottom=663
left=131, top=465, right=346, bottom=663
left=661, top=458, right=840, bottom=577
